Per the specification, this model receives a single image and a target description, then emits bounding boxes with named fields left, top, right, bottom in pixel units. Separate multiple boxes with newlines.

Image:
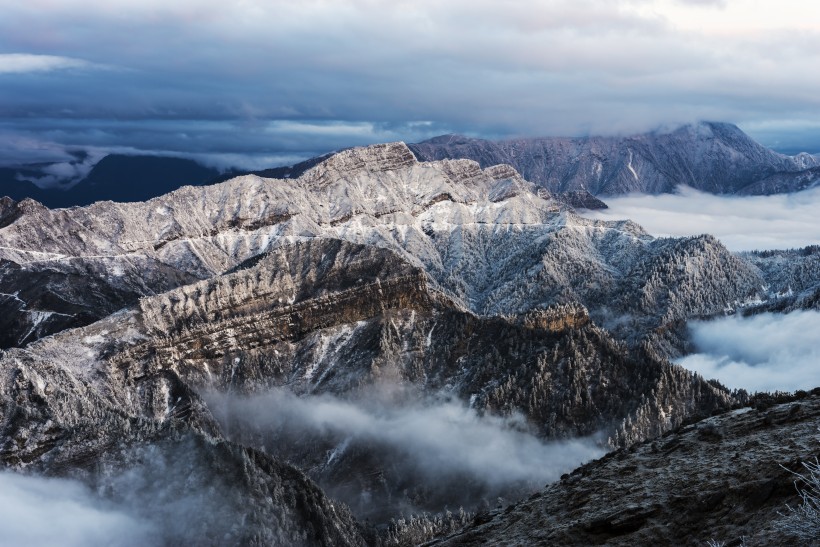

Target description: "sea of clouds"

left=207, top=386, right=605, bottom=519
left=676, top=310, right=820, bottom=393
left=584, top=185, right=820, bottom=251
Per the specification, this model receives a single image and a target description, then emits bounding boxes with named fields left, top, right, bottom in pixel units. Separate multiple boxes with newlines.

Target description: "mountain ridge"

left=3, top=121, right=818, bottom=209
left=0, top=142, right=767, bottom=354
left=409, top=122, right=820, bottom=196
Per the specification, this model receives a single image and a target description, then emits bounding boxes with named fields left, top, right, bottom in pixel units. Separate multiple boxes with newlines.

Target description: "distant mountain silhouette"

left=409, top=122, right=820, bottom=195
left=0, top=167, right=54, bottom=204
left=65, top=155, right=221, bottom=206
left=0, top=153, right=338, bottom=208
left=1, top=155, right=225, bottom=208
left=210, top=152, right=335, bottom=184
left=3, top=122, right=820, bottom=209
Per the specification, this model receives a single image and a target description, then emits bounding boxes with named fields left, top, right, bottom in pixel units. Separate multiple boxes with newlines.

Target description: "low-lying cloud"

left=0, top=438, right=253, bottom=545
left=676, top=310, right=820, bottom=392
left=207, top=387, right=604, bottom=520
left=584, top=185, right=820, bottom=251
left=0, top=472, right=155, bottom=546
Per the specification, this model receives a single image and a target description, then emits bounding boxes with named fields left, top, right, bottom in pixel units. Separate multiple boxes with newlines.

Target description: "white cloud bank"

left=210, top=388, right=604, bottom=487
left=584, top=185, right=820, bottom=251
left=0, top=472, right=155, bottom=546
left=208, top=387, right=605, bottom=517
left=676, top=310, right=820, bottom=393
left=0, top=53, right=92, bottom=74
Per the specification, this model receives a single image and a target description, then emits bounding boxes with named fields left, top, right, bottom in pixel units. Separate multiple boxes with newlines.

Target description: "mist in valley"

left=206, top=386, right=605, bottom=522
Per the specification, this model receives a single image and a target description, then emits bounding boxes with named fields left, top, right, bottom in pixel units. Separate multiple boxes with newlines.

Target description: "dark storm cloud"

left=1, top=1, right=819, bottom=170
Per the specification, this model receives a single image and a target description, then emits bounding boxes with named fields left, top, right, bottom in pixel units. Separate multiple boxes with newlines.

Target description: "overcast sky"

left=2, top=0, right=820, bottom=169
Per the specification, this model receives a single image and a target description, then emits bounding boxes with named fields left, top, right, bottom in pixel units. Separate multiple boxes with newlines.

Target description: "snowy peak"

left=301, top=141, right=417, bottom=188
left=0, top=139, right=765, bottom=359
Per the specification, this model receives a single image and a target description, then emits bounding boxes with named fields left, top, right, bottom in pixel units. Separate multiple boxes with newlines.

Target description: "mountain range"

left=409, top=122, right=820, bottom=195
left=2, top=122, right=820, bottom=210
left=0, top=141, right=818, bottom=544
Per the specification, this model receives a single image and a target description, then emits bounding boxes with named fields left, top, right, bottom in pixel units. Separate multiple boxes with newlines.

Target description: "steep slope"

left=0, top=310, right=367, bottom=546
left=433, top=393, right=820, bottom=546
left=0, top=238, right=736, bottom=530
left=132, top=239, right=732, bottom=442
left=409, top=122, right=820, bottom=196
left=0, top=143, right=763, bottom=353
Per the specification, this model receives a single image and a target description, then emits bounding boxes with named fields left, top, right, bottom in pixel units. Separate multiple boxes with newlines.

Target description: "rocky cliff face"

left=409, top=122, right=820, bottom=196
left=0, top=309, right=367, bottom=546
left=0, top=236, right=736, bottom=533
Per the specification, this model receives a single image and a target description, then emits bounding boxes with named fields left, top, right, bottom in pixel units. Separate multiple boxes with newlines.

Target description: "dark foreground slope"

left=432, top=394, right=820, bottom=546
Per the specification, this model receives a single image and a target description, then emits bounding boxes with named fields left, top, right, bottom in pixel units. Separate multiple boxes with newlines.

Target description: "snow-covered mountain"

left=1, top=142, right=818, bottom=543
left=0, top=236, right=735, bottom=528
left=0, top=143, right=764, bottom=352
left=409, top=122, right=820, bottom=196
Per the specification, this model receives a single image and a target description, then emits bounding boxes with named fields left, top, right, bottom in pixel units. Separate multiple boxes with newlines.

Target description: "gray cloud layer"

left=677, top=310, right=820, bottom=393
left=584, top=186, right=820, bottom=251
left=1, top=1, right=820, bottom=168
